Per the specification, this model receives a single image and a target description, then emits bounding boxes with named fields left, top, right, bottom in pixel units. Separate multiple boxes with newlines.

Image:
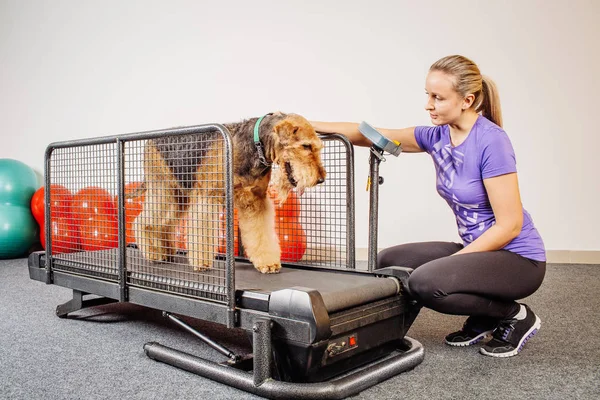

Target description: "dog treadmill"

left=28, top=123, right=424, bottom=399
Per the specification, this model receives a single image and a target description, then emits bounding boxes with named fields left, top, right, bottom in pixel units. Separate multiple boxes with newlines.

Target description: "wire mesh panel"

left=295, top=135, right=354, bottom=269
left=44, top=125, right=235, bottom=308
left=46, top=143, right=120, bottom=280
left=236, top=135, right=355, bottom=270
left=125, top=131, right=231, bottom=303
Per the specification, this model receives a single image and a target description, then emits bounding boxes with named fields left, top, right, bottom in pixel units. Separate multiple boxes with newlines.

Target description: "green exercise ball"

left=0, top=159, right=39, bottom=206
left=0, top=205, right=39, bottom=258
left=0, top=159, right=39, bottom=259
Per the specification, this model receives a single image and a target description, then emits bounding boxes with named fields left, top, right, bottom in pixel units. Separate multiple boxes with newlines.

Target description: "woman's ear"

left=462, top=93, right=475, bottom=110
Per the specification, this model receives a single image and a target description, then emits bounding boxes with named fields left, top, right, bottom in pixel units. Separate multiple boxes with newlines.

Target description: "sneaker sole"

left=445, top=330, right=494, bottom=347
left=480, top=316, right=541, bottom=358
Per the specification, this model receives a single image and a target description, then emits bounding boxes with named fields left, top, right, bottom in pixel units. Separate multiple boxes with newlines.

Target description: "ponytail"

left=479, top=76, right=503, bottom=127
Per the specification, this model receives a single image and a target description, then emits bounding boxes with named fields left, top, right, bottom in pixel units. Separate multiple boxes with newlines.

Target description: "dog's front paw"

left=255, top=263, right=281, bottom=274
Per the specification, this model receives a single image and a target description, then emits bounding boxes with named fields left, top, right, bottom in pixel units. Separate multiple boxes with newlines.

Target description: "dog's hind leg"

left=185, top=139, right=226, bottom=271
left=186, top=189, right=221, bottom=271
left=134, top=142, right=182, bottom=262
left=236, top=186, right=281, bottom=274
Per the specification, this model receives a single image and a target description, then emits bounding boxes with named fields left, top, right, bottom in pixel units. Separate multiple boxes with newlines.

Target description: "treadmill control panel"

left=326, top=333, right=359, bottom=358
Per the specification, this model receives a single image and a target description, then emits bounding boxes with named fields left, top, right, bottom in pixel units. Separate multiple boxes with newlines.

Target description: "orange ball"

left=275, top=217, right=307, bottom=262
left=72, top=187, right=116, bottom=227
left=217, top=208, right=240, bottom=255
left=31, top=187, right=45, bottom=225
left=268, top=186, right=301, bottom=219
left=49, top=185, right=74, bottom=218
left=79, top=215, right=118, bottom=251
left=30, top=184, right=74, bottom=225
left=41, top=218, right=81, bottom=254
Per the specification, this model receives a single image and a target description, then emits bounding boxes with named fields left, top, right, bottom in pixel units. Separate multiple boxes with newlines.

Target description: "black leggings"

left=377, top=242, right=546, bottom=320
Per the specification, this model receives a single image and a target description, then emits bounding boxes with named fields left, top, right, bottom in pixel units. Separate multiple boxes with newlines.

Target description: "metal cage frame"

left=40, top=124, right=360, bottom=327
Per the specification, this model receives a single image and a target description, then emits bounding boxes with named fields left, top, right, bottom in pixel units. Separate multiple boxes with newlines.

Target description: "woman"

left=311, top=55, right=546, bottom=358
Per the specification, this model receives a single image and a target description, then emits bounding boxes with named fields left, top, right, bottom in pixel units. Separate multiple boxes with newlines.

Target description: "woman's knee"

left=376, top=243, right=423, bottom=269
left=377, top=247, right=400, bottom=269
left=407, top=275, right=431, bottom=302
left=377, top=242, right=462, bottom=270
left=407, top=267, right=448, bottom=303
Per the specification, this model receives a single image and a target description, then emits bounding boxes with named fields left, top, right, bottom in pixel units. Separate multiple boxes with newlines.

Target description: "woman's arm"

left=310, top=121, right=424, bottom=153
left=453, top=172, right=524, bottom=255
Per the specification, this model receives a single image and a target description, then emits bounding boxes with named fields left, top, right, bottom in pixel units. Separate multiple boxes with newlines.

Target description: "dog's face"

left=271, top=114, right=326, bottom=199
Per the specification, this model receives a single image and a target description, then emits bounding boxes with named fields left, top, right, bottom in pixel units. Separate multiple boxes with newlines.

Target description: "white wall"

left=1, top=0, right=598, bottom=252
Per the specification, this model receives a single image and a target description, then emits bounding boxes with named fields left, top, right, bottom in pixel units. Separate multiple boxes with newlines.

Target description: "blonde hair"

left=430, top=55, right=503, bottom=127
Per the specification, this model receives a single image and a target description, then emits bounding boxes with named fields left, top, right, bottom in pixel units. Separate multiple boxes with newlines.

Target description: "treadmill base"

left=144, top=318, right=424, bottom=400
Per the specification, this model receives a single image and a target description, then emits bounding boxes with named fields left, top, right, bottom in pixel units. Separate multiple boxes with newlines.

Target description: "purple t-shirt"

left=414, top=116, right=546, bottom=261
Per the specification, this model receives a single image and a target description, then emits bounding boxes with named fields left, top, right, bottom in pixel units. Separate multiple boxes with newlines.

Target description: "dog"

left=133, top=113, right=326, bottom=274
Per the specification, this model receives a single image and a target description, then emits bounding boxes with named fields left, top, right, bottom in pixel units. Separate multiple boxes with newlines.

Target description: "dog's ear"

left=273, top=120, right=299, bottom=144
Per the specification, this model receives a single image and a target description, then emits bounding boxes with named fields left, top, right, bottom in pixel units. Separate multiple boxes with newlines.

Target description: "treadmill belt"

left=235, top=263, right=400, bottom=312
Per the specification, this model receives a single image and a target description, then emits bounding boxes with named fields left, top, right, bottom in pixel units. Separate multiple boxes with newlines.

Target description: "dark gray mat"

left=1, top=258, right=599, bottom=399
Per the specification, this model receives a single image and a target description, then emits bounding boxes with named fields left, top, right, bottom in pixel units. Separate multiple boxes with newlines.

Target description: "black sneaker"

left=480, top=304, right=541, bottom=357
left=445, top=316, right=498, bottom=347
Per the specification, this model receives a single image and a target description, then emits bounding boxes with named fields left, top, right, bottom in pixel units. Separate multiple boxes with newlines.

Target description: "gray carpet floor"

left=1, top=258, right=598, bottom=399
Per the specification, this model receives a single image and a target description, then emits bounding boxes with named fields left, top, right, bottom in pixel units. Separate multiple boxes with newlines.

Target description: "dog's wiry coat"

left=134, top=113, right=326, bottom=274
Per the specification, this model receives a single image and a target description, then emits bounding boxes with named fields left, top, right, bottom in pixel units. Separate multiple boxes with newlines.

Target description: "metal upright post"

left=252, top=318, right=273, bottom=386
left=219, top=125, right=237, bottom=328
left=117, top=138, right=127, bottom=302
left=44, top=146, right=53, bottom=274
left=367, top=148, right=384, bottom=272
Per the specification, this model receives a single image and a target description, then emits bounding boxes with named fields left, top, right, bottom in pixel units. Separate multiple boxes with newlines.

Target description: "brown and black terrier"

left=133, top=113, right=326, bottom=274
